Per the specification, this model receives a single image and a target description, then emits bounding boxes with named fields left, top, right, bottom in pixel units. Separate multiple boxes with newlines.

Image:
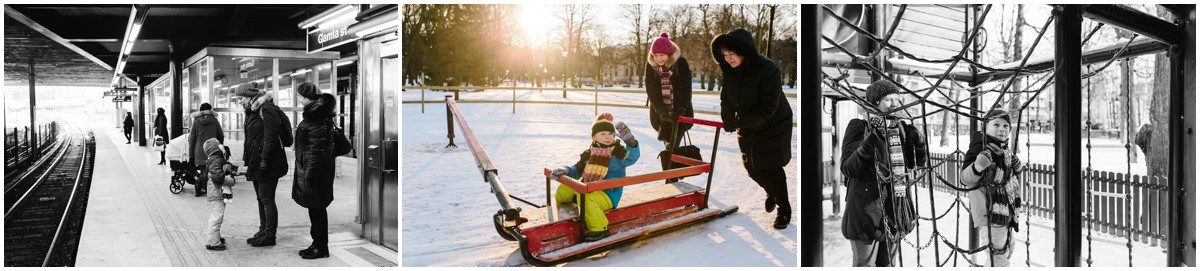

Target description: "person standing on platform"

left=644, top=32, right=695, bottom=184
left=710, top=28, right=794, bottom=229
left=155, top=107, right=169, bottom=165
left=189, top=103, right=224, bottom=197
left=236, top=83, right=292, bottom=247
left=291, top=82, right=337, bottom=259
left=123, top=112, right=134, bottom=144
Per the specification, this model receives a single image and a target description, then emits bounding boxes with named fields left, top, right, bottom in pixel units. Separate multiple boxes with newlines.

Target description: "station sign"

left=112, top=96, right=131, bottom=102
left=307, top=18, right=358, bottom=53
left=103, top=91, right=137, bottom=97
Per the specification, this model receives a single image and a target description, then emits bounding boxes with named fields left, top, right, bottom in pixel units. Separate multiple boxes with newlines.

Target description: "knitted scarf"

left=883, top=121, right=908, bottom=198
left=577, top=141, right=626, bottom=183
left=658, top=66, right=674, bottom=113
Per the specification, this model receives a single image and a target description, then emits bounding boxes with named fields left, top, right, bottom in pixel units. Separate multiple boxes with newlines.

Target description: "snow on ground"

left=401, top=87, right=797, bottom=266
left=819, top=184, right=1169, bottom=267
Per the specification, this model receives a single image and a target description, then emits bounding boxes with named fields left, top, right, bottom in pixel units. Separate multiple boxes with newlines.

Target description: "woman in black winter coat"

left=711, top=28, right=794, bottom=229
left=292, top=82, right=337, bottom=259
left=123, top=112, right=134, bottom=144
left=644, top=32, right=695, bottom=183
left=155, top=107, right=169, bottom=165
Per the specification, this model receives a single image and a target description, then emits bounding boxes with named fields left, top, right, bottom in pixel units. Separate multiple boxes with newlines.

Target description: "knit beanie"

left=984, top=109, right=1012, bottom=125
left=200, top=103, right=212, bottom=111
left=591, top=112, right=616, bottom=137
left=865, top=80, right=900, bottom=106
left=296, top=82, right=322, bottom=100
left=234, top=83, right=263, bottom=98
left=651, top=32, right=675, bottom=55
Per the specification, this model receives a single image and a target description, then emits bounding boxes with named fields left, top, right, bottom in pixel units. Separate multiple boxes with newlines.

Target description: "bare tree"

left=555, top=4, right=596, bottom=95
left=620, top=4, right=646, bottom=88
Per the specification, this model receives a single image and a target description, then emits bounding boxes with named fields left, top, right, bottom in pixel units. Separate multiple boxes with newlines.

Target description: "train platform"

left=75, top=123, right=396, bottom=267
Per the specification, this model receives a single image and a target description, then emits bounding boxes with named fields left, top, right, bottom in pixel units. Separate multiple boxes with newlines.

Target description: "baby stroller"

left=165, top=134, right=194, bottom=194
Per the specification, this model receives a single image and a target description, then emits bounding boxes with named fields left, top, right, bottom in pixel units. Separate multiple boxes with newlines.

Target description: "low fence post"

left=421, top=84, right=426, bottom=113
left=446, top=95, right=457, bottom=148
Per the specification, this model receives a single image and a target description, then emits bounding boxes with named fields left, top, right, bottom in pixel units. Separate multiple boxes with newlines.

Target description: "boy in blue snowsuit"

left=549, top=112, right=641, bottom=242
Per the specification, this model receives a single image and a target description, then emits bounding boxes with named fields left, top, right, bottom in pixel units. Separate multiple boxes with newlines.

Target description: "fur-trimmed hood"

left=646, top=39, right=682, bottom=69
left=190, top=110, right=217, bottom=125
left=710, top=28, right=762, bottom=73
left=245, top=92, right=275, bottom=112
left=302, top=93, right=337, bottom=120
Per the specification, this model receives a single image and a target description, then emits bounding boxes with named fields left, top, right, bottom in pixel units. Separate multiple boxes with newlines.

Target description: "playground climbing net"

left=821, top=4, right=1147, bottom=267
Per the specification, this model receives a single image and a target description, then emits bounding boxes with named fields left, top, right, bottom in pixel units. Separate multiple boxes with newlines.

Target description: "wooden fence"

left=822, top=152, right=1171, bottom=247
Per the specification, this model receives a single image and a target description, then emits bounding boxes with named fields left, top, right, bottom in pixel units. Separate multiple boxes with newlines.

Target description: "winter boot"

left=765, top=196, right=776, bottom=213
left=300, top=245, right=330, bottom=259
left=773, top=212, right=791, bottom=229
left=205, top=238, right=227, bottom=251
left=249, top=235, right=276, bottom=247
left=247, top=232, right=264, bottom=245
left=582, top=230, right=611, bottom=242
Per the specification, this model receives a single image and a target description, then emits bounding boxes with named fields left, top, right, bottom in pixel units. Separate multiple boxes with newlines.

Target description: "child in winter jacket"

left=549, top=113, right=641, bottom=242
left=959, top=109, right=1025, bottom=267
left=202, top=138, right=237, bottom=251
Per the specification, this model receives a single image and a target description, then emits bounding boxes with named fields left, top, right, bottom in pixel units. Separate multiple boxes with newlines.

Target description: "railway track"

left=4, top=123, right=95, bottom=267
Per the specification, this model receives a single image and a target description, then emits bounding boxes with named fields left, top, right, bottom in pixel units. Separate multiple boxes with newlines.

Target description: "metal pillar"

left=1166, top=6, right=1194, bottom=265
left=169, top=41, right=184, bottom=138
left=967, top=5, right=981, bottom=258
left=136, top=77, right=147, bottom=146
left=1053, top=5, right=1083, bottom=267
left=27, top=59, right=36, bottom=155
left=1178, top=6, right=1197, bottom=267
left=800, top=4, right=822, bottom=267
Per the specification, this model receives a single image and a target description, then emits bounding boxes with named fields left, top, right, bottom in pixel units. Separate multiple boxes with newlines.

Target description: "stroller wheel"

left=170, top=177, right=183, bottom=194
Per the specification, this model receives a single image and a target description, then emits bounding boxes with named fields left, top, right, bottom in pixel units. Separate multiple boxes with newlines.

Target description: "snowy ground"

left=820, top=184, right=1169, bottom=267
left=401, top=87, right=797, bottom=266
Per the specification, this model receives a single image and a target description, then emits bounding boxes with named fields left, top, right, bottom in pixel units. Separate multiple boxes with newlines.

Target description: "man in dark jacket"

left=645, top=32, right=694, bottom=184
left=189, top=103, right=224, bottom=197
left=710, top=28, right=794, bottom=230
left=123, top=112, right=134, bottom=144
left=839, top=80, right=926, bottom=267
left=292, top=82, right=337, bottom=259
left=155, top=107, right=170, bottom=165
left=235, top=83, right=292, bottom=247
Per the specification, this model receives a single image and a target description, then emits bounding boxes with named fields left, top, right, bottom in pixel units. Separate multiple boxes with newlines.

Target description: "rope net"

left=821, top=4, right=1149, bottom=267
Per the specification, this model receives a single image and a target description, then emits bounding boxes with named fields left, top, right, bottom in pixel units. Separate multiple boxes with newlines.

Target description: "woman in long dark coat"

left=711, top=28, right=794, bottom=229
left=291, top=82, right=337, bottom=259
left=155, top=107, right=169, bottom=165
left=644, top=32, right=694, bottom=183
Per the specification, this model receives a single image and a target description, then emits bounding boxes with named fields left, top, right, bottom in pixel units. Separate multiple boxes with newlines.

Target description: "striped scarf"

left=658, top=66, right=674, bottom=113
left=581, top=142, right=616, bottom=183
left=884, top=123, right=908, bottom=197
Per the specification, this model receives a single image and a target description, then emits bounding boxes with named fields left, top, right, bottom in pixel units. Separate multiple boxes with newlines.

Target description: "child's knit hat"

left=592, top=112, right=616, bottom=137
left=984, top=109, right=1012, bottom=124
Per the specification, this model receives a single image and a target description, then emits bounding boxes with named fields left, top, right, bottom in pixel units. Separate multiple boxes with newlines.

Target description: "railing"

left=5, top=122, right=58, bottom=176
left=406, top=85, right=798, bottom=127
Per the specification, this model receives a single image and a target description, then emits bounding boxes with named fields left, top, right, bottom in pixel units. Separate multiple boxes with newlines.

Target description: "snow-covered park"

left=401, top=85, right=798, bottom=266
